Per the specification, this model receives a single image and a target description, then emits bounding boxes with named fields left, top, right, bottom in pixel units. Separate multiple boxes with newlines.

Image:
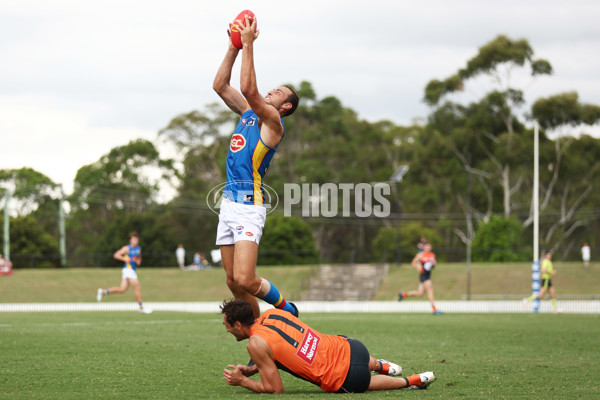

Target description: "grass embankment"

left=0, top=261, right=597, bottom=303
left=0, top=266, right=314, bottom=303
left=375, top=261, right=600, bottom=300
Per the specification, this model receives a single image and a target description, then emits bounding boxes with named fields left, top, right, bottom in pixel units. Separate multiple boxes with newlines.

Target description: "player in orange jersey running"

left=398, top=242, right=442, bottom=315
left=220, top=299, right=436, bottom=394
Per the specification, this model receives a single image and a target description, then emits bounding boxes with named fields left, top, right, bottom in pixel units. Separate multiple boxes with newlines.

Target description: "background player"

left=212, top=15, right=299, bottom=318
left=398, top=242, right=442, bottom=315
left=97, top=232, right=151, bottom=314
left=220, top=299, right=435, bottom=394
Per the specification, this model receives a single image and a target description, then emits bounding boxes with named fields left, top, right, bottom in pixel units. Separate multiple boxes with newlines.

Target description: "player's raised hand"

left=226, top=23, right=239, bottom=51
left=238, top=15, right=259, bottom=46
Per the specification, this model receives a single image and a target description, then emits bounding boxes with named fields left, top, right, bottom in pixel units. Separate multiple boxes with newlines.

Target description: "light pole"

left=390, top=166, right=409, bottom=266
left=58, top=185, right=67, bottom=267
left=532, top=122, right=541, bottom=312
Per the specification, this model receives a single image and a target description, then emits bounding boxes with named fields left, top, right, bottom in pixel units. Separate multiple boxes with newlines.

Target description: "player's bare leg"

left=232, top=241, right=263, bottom=295
left=130, top=278, right=143, bottom=303
left=406, top=283, right=425, bottom=297
left=369, top=372, right=436, bottom=391
left=222, top=244, right=260, bottom=317
left=423, top=280, right=440, bottom=314
left=106, top=279, right=130, bottom=294
left=230, top=240, right=297, bottom=316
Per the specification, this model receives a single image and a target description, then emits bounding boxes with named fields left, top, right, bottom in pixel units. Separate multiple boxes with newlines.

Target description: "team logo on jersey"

left=230, top=134, right=246, bottom=152
left=296, top=329, right=320, bottom=365
left=240, top=117, right=256, bottom=126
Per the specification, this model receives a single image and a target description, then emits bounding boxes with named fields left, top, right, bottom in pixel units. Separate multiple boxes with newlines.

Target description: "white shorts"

left=216, top=198, right=266, bottom=245
left=122, top=267, right=138, bottom=280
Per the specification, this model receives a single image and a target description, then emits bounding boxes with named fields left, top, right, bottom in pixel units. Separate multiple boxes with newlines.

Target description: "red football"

left=230, top=10, right=256, bottom=49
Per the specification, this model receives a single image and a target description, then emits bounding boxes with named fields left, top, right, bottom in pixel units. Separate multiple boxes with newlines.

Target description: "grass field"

left=1, top=311, right=599, bottom=399
left=0, top=266, right=313, bottom=303
left=1, top=261, right=598, bottom=303
left=1, top=264, right=599, bottom=398
left=376, top=261, right=600, bottom=300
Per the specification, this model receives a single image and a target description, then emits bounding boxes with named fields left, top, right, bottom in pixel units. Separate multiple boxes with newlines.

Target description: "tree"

left=373, top=223, right=443, bottom=263
left=0, top=215, right=59, bottom=268
left=425, top=35, right=553, bottom=222
left=259, top=214, right=318, bottom=265
left=0, top=168, right=59, bottom=217
left=530, top=92, right=600, bottom=254
left=67, top=140, right=176, bottom=264
left=158, top=102, right=236, bottom=197
left=472, top=216, right=528, bottom=262
left=91, top=210, right=180, bottom=267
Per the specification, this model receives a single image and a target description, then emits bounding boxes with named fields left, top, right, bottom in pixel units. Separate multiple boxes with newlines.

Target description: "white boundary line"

left=0, top=301, right=599, bottom=313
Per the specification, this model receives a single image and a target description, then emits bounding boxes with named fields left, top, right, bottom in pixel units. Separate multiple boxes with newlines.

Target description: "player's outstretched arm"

left=238, top=17, right=284, bottom=145
left=213, top=29, right=250, bottom=115
left=223, top=335, right=284, bottom=394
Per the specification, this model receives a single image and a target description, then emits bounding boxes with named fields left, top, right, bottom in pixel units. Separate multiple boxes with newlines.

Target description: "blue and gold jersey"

left=223, top=110, right=283, bottom=205
left=126, top=244, right=141, bottom=270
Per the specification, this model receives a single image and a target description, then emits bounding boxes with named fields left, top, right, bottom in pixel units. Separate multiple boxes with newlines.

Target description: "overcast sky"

left=2, top=0, right=600, bottom=194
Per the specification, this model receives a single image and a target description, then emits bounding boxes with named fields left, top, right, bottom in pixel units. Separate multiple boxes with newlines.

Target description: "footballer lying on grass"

left=220, top=299, right=436, bottom=393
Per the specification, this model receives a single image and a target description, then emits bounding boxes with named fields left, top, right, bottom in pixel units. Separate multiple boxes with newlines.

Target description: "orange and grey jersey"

left=250, top=309, right=351, bottom=393
left=419, top=251, right=436, bottom=269
left=223, top=110, right=283, bottom=205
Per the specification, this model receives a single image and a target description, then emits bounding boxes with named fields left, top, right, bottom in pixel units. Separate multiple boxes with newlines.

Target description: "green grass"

left=375, top=261, right=600, bottom=300
left=1, top=261, right=598, bottom=303
left=1, top=312, right=599, bottom=399
left=0, top=266, right=313, bottom=303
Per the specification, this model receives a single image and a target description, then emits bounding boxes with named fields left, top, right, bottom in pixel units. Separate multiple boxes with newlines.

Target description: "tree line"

left=1, top=35, right=600, bottom=267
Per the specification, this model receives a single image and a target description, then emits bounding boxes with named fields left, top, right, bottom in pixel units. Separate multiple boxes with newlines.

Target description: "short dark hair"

left=220, top=299, right=256, bottom=327
left=282, top=85, right=299, bottom=117
left=129, top=231, right=139, bottom=238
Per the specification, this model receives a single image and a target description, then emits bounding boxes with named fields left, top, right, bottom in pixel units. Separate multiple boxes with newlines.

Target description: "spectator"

left=417, top=236, right=426, bottom=253
left=581, top=243, right=591, bottom=268
left=0, top=254, right=13, bottom=276
left=176, top=244, right=186, bottom=269
left=193, top=252, right=202, bottom=268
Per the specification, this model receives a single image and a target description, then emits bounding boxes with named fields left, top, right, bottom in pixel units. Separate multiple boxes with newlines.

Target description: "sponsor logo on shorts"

left=296, top=328, right=320, bottom=365
left=245, top=232, right=254, bottom=237
left=236, top=226, right=244, bottom=231
left=230, top=134, right=246, bottom=152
